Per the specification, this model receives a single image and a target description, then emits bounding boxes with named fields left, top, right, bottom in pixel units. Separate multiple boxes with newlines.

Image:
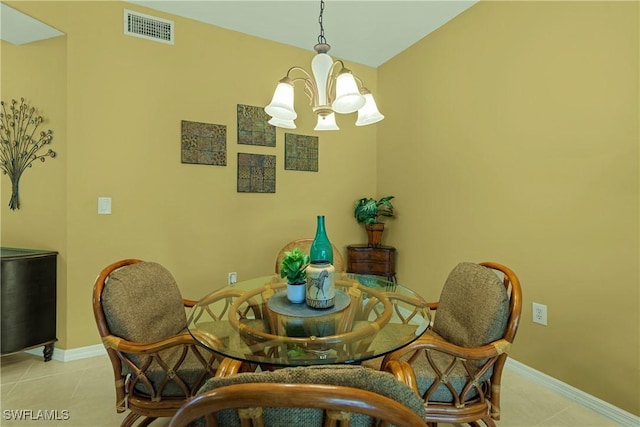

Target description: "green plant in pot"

left=354, top=195, right=395, bottom=247
left=280, top=247, right=310, bottom=303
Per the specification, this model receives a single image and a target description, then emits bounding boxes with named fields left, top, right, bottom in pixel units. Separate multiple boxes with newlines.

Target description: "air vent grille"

left=124, top=9, right=174, bottom=45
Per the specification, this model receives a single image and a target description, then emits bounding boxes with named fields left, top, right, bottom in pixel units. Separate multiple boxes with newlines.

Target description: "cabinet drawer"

left=348, top=261, right=394, bottom=276
left=349, top=250, right=393, bottom=263
left=346, top=245, right=396, bottom=279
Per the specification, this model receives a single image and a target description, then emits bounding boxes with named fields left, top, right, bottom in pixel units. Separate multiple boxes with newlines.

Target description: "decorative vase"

left=287, top=281, right=306, bottom=304
left=365, top=223, right=385, bottom=247
left=306, top=261, right=335, bottom=308
left=310, top=215, right=333, bottom=263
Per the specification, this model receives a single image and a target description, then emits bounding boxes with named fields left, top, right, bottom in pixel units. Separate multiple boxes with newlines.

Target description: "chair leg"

left=120, top=413, right=158, bottom=427
left=479, top=416, right=496, bottom=427
left=490, top=383, right=502, bottom=420
left=121, top=412, right=142, bottom=427
left=138, top=417, right=158, bottom=426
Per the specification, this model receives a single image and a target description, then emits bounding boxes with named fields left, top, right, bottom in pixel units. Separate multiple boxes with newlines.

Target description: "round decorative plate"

left=267, top=290, right=350, bottom=317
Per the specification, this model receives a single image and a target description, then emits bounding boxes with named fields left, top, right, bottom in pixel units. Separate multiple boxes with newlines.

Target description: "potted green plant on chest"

left=280, top=247, right=310, bottom=304
left=354, top=196, right=395, bottom=247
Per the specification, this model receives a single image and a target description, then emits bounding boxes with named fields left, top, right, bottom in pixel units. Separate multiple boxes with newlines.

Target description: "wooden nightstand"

left=346, top=244, right=396, bottom=283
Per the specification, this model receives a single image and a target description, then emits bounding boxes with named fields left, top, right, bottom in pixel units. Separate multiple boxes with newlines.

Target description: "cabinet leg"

left=43, top=344, right=54, bottom=362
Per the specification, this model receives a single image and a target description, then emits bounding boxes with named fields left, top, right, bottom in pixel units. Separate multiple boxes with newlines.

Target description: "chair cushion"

left=102, top=261, right=187, bottom=343
left=432, top=262, right=509, bottom=347
left=195, top=365, right=426, bottom=426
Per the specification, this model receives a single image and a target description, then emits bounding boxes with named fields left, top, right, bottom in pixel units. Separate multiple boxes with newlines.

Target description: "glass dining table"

left=186, top=273, right=431, bottom=368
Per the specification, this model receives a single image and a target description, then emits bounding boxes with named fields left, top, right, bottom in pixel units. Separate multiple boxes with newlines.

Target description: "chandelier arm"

left=303, top=80, right=317, bottom=107
left=284, top=66, right=321, bottom=108
left=286, top=66, right=312, bottom=80
left=352, top=75, right=366, bottom=90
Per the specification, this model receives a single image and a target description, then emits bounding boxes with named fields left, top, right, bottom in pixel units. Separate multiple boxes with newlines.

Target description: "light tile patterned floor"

left=0, top=352, right=618, bottom=426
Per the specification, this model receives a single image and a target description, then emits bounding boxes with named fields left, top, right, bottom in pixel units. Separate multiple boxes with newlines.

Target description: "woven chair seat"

left=191, top=365, right=426, bottom=427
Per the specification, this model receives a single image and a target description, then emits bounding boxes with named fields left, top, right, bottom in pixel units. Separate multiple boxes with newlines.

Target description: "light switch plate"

left=98, top=197, right=112, bottom=214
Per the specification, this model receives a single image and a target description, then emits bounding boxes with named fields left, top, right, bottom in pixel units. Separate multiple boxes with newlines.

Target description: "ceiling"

left=126, top=1, right=478, bottom=67
left=1, top=1, right=477, bottom=68
left=0, top=3, right=63, bottom=45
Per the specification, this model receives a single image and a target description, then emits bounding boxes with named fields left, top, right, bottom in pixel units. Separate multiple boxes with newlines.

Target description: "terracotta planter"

left=365, top=223, right=385, bottom=247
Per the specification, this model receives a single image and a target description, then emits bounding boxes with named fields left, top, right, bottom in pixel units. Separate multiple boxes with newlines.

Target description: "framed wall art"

left=237, top=153, right=276, bottom=193
left=284, top=133, right=318, bottom=172
left=237, top=104, right=276, bottom=147
left=181, top=120, right=226, bottom=166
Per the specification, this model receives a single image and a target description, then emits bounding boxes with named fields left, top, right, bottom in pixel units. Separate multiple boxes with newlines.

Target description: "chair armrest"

left=382, top=335, right=511, bottom=368
left=215, top=357, right=247, bottom=377
left=383, top=359, right=420, bottom=395
left=183, top=298, right=197, bottom=308
left=102, top=332, right=203, bottom=354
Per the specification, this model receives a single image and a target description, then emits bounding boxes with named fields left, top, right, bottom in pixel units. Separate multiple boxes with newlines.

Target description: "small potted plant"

left=279, top=247, right=310, bottom=303
left=353, top=195, right=395, bottom=247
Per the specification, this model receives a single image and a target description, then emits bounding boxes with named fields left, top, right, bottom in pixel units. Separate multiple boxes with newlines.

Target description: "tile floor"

left=0, top=352, right=619, bottom=427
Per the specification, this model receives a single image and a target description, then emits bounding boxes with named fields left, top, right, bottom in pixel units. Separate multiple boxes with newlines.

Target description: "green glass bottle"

left=310, top=215, right=333, bottom=264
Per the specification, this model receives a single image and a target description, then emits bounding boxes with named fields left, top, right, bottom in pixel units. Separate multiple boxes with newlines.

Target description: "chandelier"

left=264, top=0, right=384, bottom=131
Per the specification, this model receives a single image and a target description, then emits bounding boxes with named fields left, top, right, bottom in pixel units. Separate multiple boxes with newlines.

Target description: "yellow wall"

left=0, top=32, right=68, bottom=344
left=1, top=1, right=377, bottom=348
left=378, top=0, right=639, bottom=415
left=2, top=0, right=638, bottom=416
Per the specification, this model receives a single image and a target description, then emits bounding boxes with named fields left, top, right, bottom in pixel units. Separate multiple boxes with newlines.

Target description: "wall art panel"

left=237, top=153, right=276, bottom=193
left=237, top=104, right=276, bottom=147
left=181, top=120, right=227, bottom=166
left=284, top=133, right=318, bottom=172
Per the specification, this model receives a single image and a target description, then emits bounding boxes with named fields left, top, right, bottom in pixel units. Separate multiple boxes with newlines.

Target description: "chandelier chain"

left=317, top=0, right=326, bottom=45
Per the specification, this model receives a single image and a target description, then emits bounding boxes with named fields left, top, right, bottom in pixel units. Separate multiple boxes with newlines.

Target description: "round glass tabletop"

left=187, top=273, right=430, bottom=367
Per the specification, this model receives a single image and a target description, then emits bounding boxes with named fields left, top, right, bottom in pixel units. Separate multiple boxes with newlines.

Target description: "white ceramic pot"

left=287, top=282, right=306, bottom=304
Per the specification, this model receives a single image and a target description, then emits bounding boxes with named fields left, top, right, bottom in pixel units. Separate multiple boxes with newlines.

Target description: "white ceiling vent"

left=124, top=9, right=173, bottom=45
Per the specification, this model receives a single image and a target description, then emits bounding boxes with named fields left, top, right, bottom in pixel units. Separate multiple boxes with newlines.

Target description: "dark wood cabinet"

left=346, top=244, right=396, bottom=283
left=1, top=247, right=58, bottom=361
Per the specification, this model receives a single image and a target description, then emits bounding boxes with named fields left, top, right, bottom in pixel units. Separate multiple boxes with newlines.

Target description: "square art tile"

left=237, top=104, right=276, bottom=147
left=284, top=133, right=318, bottom=172
left=181, top=120, right=227, bottom=166
left=237, top=153, right=276, bottom=193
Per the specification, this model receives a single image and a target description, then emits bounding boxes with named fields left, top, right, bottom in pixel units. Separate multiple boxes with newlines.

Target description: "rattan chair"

left=275, top=238, right=345, bottom=274
left=169, top=365, right=427, bottom=427
left=381, top=262, right=522, bottom=427
left=92, top=259, right=241, bottom=427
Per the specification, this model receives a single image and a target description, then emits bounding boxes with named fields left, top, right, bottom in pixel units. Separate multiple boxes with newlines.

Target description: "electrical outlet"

left=532, top=302, right=547, bottom=325
left=228, top=272, right=237, bottom=285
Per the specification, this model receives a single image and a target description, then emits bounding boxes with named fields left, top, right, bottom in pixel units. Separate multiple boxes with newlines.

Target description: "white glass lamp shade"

left=314, top=113, right=340, bottom=131
left=268, top=116, right=296, bottom=129
left=332, top=71, right=365, bottom=114
left=355, top=93, right=384, bottom=126
left=264, top=80, right=297, bottom=120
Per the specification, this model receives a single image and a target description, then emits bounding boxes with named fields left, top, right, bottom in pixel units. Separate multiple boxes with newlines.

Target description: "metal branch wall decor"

left=0, top=98, right=56, bottom=210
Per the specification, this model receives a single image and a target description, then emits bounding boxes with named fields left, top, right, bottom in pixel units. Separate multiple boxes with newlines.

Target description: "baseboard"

left=25, top=344, right=106, bottom=362
left=506, top=358, right=639, bottom=427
